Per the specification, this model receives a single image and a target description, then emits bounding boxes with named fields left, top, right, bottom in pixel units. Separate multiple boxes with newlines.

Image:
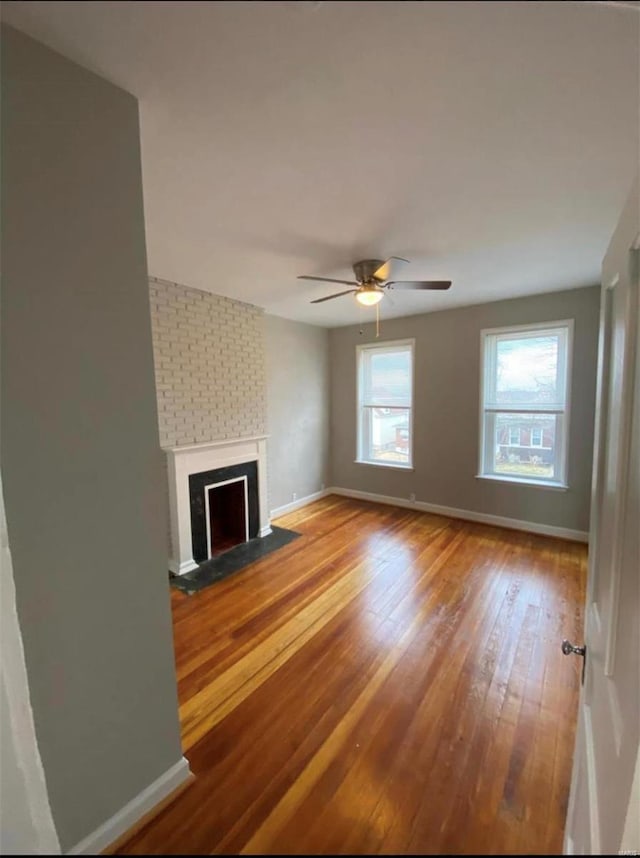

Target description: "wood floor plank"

left=239, top=525, right=471, bottom=854
left=394, top=539, right=535, bottom=854
left=116, top=497, right=586, bottom=856
left=285, top=546, right=515, bottom=855
left=180, top=553, right=392, bottom=749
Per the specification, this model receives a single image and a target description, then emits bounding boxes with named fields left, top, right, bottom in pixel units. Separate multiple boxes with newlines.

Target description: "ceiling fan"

left=298, top=257, right=451, bottom=306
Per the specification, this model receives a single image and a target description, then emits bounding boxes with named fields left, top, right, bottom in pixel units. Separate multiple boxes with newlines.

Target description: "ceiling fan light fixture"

left=355, top=287, right=384, bottom=307
left=299, top=257, right=451, bottom=306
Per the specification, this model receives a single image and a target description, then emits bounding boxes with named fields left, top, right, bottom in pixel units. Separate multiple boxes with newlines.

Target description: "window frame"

left=477, top=319, right=573, bottom=489
left=356, top=338, right=415, bottom=470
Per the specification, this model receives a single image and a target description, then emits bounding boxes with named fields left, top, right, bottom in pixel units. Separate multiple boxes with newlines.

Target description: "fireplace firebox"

left=189, top=461, right=259, bottom=562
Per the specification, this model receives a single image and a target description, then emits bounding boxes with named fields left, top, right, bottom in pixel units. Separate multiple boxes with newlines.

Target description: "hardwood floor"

left=117, top=496, right=586, bottom=855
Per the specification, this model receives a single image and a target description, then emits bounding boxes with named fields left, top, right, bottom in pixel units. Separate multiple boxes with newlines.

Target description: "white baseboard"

left=329, top=486, right=589, bottom=543
left=67, top=756, right=192, bottom=855
left=270, top=488, right=330, bottom=519
left=259, top=524, right=273, bottom=537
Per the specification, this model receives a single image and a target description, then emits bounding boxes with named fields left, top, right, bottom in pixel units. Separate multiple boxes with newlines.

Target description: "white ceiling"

left=3, top=1, right=639, bottom=327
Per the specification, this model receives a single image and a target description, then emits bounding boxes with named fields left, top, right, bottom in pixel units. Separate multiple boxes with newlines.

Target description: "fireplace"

left=164, top=435, right=271, bottom=575
left=207, top=479, right=246, bottom=557
left=189, top=461, right=259, bottom=561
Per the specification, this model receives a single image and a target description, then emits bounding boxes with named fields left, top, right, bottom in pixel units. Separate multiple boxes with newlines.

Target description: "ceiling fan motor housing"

left=353, top=259, right=386, bottom=284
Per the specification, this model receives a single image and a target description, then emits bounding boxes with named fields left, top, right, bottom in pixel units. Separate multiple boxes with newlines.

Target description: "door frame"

left=563, top=184, right=640, bottom=854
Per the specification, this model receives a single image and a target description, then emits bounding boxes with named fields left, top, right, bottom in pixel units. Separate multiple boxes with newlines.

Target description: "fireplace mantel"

left=164, top=435, right=271, bottom=575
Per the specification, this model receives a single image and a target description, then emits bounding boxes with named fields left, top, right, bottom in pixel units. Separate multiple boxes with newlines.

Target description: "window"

left=479, top=321, right=572, bottom=487
left=357, top=339, right=414, bottom=468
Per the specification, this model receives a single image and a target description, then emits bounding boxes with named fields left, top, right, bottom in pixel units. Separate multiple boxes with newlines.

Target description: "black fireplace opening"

left=189, top=461, right=259, bottom=562
left=208, top=479, right=246, bottom=557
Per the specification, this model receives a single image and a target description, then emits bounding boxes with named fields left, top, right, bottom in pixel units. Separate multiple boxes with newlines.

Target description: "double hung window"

left=479, top=321, right=572, bottom=487
left=357, top=340, right=414, bottom=468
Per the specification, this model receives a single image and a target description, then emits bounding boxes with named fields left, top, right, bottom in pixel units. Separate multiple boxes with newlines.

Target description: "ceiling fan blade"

left=298, top=275, right=359, bottom=287
left=372, top=256, right=410, bottom=282
left=386, top=280, right=452, bottom=291
left=310, top=289, right=358, bottom=304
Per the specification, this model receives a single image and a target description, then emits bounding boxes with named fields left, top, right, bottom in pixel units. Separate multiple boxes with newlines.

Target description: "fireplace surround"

left=164, top=435, right=271, bottom=575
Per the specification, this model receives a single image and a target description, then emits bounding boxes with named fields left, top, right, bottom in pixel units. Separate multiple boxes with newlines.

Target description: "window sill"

left=475, top=474, right=569, bottom=491
left=355, top=460, right=415, bottom=472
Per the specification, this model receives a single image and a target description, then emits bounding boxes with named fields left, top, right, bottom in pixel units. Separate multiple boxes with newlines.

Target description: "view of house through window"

left=480, top=321, right=572, bottom=486
left=357, top=340, right=414, bottom=467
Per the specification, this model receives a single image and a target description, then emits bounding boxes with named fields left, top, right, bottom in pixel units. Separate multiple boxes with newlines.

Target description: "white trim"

left=584, top=706, right=601, bottom=854
left=607, top=680, right=623, bottom=756
left=478, top=319, right=574, bottom=488
left=270, top=489, right=330, bottom=518
left=354, top=460, right=415, bottom=472
left=163, top=435, right=268, bottom=453
left=606, top=273, right=621, bottom=290
left=67, top=757, right=192, bottom=855
left=563, top=702, right=602, bottom=856
left=168, top=558, right=200, bottom=576
left=204, top=475, right=249, bottom=559
left=564, top=319, right=575, bottom=497
left=259, top=524, right=273, bottom=537
left=588, top=2, right=640, bottom=10
left=585, top=286, right=611, bottom=627
left=329, top=486, right=589, bottom=542
left=604, top=274, right=638, bottom=676
left=589, top=601, right=602, bottom=639
left=480, top=318, right=576, bottom=338
left=475, top=474, right=568, bottom=491
left=484, top=407, right=566, bottom=415
left=620, top=747, right=640, bottom=853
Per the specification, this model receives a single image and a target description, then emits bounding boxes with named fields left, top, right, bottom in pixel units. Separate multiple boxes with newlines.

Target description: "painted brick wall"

left=149, top=276, right=267, bottom=448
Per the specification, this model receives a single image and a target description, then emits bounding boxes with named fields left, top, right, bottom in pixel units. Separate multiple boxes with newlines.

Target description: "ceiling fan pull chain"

left=376, top=302, right=380, bottom=338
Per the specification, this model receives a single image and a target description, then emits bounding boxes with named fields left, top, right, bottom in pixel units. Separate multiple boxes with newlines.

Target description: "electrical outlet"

left=409, top=492, right=416, bottom=503
left=292, top=492, right=297, bottom=501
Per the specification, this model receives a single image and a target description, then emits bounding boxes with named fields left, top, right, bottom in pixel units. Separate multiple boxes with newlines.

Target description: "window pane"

left=489, top=413, right=558, bottom=480
left=362, top=348, right=411, bottom=407
left=362, top=406, right=410, bottom=464
left=488, top=331, right=566, bottom=409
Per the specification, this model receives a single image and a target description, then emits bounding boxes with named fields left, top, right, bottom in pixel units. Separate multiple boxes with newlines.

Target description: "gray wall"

left=1, top=25, right=183, bottom=851
left=329, top=286, right=600, bottom=533
left=265, top=315, right=330, bottom=512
